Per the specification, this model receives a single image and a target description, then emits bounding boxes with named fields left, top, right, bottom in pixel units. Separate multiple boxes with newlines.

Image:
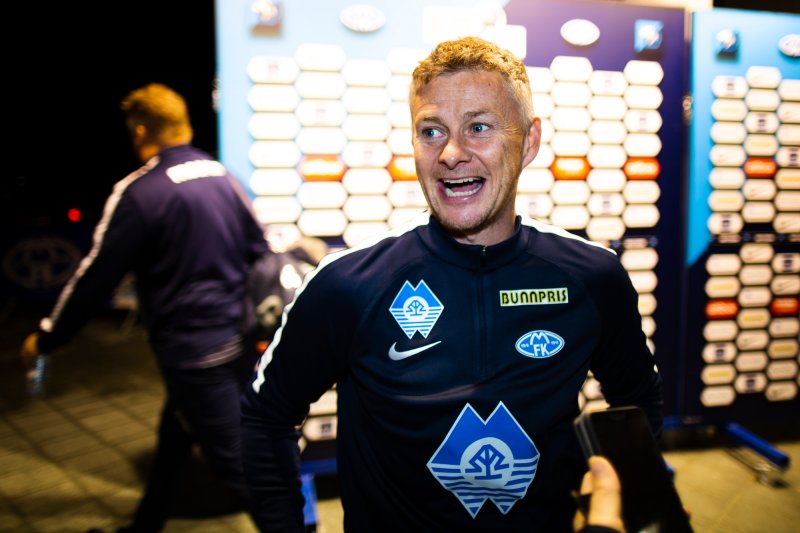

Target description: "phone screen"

left=575, top=406, right=693, bottom=533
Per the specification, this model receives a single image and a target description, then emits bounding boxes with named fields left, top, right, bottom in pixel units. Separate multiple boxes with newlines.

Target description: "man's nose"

left=439, top=134, right=470, bottom=168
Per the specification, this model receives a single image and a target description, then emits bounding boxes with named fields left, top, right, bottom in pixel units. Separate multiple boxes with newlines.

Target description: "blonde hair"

left=411, top=36, right=534, bottom=124
left=121, top=83, right=193, bottom=145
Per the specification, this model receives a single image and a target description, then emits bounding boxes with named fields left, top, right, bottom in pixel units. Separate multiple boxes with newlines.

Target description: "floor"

left=0, top=309, right=798, bottom=533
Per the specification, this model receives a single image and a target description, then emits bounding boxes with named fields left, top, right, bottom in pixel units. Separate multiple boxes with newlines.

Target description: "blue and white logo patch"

left=427, top=402, right=539, bottom=518
left=515, top=330, right=565, bottom=359
left=389, top=280, right=444, bottom=338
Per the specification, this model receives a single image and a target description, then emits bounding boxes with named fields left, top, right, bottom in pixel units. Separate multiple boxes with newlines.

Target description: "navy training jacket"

left=242, top=213, right=663, bottom=532
left=38, top=145, right=269, bottom=367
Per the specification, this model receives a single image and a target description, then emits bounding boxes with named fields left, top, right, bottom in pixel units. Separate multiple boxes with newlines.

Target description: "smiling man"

left=241, top=36, right=663, bottom=532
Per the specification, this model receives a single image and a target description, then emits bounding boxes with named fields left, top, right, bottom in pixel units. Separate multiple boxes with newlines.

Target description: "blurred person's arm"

left=22, top=184, right=145, bottom=360
left=241, top=258, right=347, bottom=532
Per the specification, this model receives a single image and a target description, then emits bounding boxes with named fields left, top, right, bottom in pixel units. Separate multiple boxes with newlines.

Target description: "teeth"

left=443, top=177, right=483, bottom=197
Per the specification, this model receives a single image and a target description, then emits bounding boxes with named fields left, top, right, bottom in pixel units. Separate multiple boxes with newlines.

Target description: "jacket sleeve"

left=38, top=185, right=146, bottom=353
left=241, top=263, right=349, bottom=532
left=588, top=255, right=664, bottom=438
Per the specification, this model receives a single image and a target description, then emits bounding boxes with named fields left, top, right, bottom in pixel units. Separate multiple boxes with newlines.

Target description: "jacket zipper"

left=477, top=246, right=488, bottom=377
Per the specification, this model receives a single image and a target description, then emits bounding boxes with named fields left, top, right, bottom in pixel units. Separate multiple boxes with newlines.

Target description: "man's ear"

left=521, top=117, right=542, bottom=168
left=133, top=124, right=147, bottom=144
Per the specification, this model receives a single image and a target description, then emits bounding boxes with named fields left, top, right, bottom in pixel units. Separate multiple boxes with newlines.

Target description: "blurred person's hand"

left=574, top=455, right=625, bottom=532
left=20, top=333, right=40, bottom=367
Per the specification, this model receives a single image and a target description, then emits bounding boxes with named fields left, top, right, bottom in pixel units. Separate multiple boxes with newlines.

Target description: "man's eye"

left=422, top=128, right=441, bottom=138
left=472, top=123, right=488, bottom=133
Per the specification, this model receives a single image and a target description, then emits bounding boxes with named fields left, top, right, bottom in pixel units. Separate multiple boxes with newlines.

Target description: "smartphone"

left=574, top=406, right=693, bottom=533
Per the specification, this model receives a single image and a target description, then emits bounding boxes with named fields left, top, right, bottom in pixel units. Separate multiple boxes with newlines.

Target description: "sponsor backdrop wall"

left=216, top=0, right=798, bottom=457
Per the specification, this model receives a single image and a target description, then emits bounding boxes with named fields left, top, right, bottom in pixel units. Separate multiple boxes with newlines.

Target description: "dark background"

left=4, top=0, right=798, bottom=227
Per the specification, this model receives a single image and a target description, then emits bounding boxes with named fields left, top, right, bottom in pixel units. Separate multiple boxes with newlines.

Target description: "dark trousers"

left=128, top=349, right=258, bottom=532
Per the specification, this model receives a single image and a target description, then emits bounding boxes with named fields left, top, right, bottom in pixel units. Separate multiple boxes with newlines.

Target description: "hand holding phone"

left=574, top=406, right=693, bottom=533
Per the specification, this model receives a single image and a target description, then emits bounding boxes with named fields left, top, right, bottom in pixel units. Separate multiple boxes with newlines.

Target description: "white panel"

left=705, top=277, right=741, bottom=298
left=550, top=181, right=590, bottom=205
left=297, top=210, right=348, bottom=236
left=703, top=343, right=737, bottom=363
left=624, top=85, right=663, bottom=109
left=771, top=274, right=800, bottom=295
left=295, top=128, right=347, bottom=155
left=738, top=287, right=772, bottom=308
left=708, top=213, right=743, bottom=234
left=387, top=74, right=412, bottom=101
left=342, top=115, right=392, bottom=141
left=623, top=181, right=661, bottom=204
left=703, top=320, right=738, bottom=342
left=746, top=66, right=781, bottom=89
left=587, top=145, right=627, bottom=169
left=516, top=194, right=553, bottom=218
left=343, top=195, right=392, bottom=221
left=778, top=79, right=800, bottom=101
left=745, top=112, right=779, bottom=134
left=549, top=206, right=589, bottom=230
left=778, top=102, right=800, bottom=123
left=742, top=179, right=777, bottom=201
left=527, top=67, right=555, bottom=94
left=295, top=100, right=347, bottom=127
left=706, top=254, right=741, bottom=275
left=588, top=121, right=627, bottom=144
left=711, top=99, right=748, bottom=122
left=736, top=330, right=769, bottom=351
left=738, top=265, right=773, bottom=286
left=588, top=96, right=627, bottom=120
left=623, top=205, right=660, bottom=228
left=518, top=168, right=554, bottom=193
left=387, top=102, right=411, bottom=127
left=623, top=60, right=664, bottom=85
left=343, top=169, right=392, bottom=195
left=765, top=383, right=798, bottom=402
left=248, top=84, right=300, bottom=112
left=343, top=222, right=390, bottom=247
left=253, top=196, right=301, bottom=224
left=712, top=75, right=748, bottom=98
left=342, top=142, right=393, bottom=168
left=550, top=56, right=593, bottom=82
left=623, top=133, right=662, bottom=157
left=701, top=365, right=736, bottom=385
left=295, top=72, right=347, bottom=99
left=389, top=207, right=427, bottom=227
left=532, top=94, right=555, bottom=118
left=588, top=70, right=627, bottom=96
left=778, top=125, right=800, bottom=146
left=248, top=113, right=300, bottom=140
left=587, top=169, right=626, bottom=192
left=297, top=182, right=348, bottom=209
left=744, top=134, right=779, bottom=157
left=387, top=128, right=413, bottom=155
left=621, top=248, right=658, bottom=271
left=737, top=309, right=771, bottom=329
left=709, top=168, right=746, bottom=189
left=624, top=110, right=662, bottom=133
left=388, top=181, right=427, bottom=207
left=586, top=217, right=626, bottom=242
left=710, top=122, right=747, bottom=144
left=741, top=202, right=776, bottom=224
left=551, top=82, right=592, bottom=107
left=775, top=191, right=800, bottom=211
left=551, top=132, right=591, bottom=156
left=550, top=107, right=591, bottom=131
left=247, top=56, right=299, bottom=84
left=774, top=214, right=800, bottom=233
left=745, top=89, right=781, bottom=112
left=342, top=87, right=392, bottom=114
left=250, top=169, right=302, bottom=196
left=740, top=243, right=774, bottom=263
left=587, top=193, right=625, bottom=216
left=709, top=145, right=747, bottom=167
left=708, top=190, right=744, bottom=212
left=249, top=141, right=302, bottom=168
left=772, top=253, right=800, bottom=273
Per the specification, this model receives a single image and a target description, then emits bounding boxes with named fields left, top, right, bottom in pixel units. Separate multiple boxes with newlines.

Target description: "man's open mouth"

left=442, top=177, right=485, bottom=198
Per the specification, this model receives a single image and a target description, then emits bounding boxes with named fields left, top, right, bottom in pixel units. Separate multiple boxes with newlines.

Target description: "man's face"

left=411, top=69, right=541, bottom=245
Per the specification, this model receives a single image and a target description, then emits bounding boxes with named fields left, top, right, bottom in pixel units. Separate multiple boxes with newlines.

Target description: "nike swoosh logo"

left=388, top=341, right=442, bottom=361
